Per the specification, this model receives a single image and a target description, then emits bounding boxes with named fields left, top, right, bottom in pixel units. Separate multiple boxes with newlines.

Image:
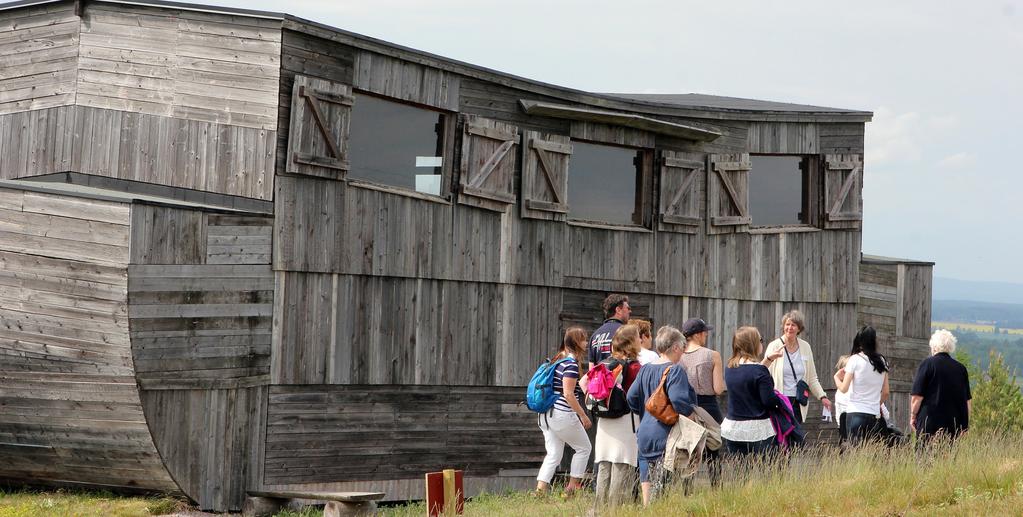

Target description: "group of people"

left=534, top=294, right=972, bottom=506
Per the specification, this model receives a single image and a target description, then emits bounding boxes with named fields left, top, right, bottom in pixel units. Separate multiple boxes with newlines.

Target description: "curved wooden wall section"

left=127, top=204, right=273, bottom=511
left=0, top=187, right=178, bottom=492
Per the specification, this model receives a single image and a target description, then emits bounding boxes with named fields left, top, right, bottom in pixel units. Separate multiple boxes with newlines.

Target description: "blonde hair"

left=835, top=354, right=850, bottom=370
left=611, top=324, right=640, bottom=360
left=728, top=326, right=763, bottom=368
left=627, top=318, right=652, bottom=339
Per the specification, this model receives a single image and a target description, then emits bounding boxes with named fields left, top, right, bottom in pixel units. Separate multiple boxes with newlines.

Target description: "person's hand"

left=688, top=412, right=698, bottom=422
left=909, top=416, right=916, bottom=432
left=766, top=348, right=783, bottom=362
left=580, top=414, right=592, bottom=430
left=821, top=397, right=833, bottom=412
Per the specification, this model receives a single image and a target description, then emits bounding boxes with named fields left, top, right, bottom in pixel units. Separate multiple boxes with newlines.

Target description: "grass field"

left=5, top=431, right=1023, bottom=516
left=931, top=321, right=1023, bottom=334
left=0, top=489, right=181, bottom=517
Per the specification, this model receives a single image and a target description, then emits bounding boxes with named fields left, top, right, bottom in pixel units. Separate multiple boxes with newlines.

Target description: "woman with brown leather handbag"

left=625, top=325, right=697, bottom=506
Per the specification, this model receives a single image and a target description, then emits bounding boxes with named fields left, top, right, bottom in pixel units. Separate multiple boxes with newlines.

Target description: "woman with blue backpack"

left=533, top=327, right=592, bottom=496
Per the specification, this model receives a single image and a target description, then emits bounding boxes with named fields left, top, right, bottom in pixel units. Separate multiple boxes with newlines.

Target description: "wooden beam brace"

left=462, top=185, right=515, bottom=204
left=531, top=142, right=563, bottom=204
left=525, top=199, right=568, bottom=213
left=828, top=166, right=861, bottom=216
left=666, top=167, right=699, bottom=215
left=661, top=214, right=701, bottom=226
left=298, top=86, right=343, bottom=160
left=715, top=168, right=747, bottom=217
left=466, top=124, right=516, bottom=142
left=468, top=139, right=515, bottom=189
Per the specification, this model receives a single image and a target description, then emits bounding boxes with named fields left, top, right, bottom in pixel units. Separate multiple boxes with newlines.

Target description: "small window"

left=348, top=93, right=447, bottom=196
left=567, top=141, right=647, bottom=226
left=748, top=155, right=812, bottom=226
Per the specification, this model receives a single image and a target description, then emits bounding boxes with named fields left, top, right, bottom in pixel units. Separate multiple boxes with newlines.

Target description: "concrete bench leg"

left=324, top=500, right=378, bottom=517
left=242, top=496, right=284, bottom=517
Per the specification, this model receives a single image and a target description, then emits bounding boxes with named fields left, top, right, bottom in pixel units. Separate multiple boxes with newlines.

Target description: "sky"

left=221, top=0, right=1021, bottom=283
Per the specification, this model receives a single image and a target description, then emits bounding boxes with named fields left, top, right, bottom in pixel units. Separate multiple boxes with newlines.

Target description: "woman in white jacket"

left=764, top=310, right=832, bottom=423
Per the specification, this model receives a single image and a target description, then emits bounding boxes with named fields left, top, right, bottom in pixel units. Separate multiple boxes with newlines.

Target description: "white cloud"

left=866, top=107, right=922, bottom=165
left=936, top=152, right=973, bottom=169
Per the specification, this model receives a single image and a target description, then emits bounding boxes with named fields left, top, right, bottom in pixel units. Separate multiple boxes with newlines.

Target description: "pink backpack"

left=586, top=362, right=623, bottom=402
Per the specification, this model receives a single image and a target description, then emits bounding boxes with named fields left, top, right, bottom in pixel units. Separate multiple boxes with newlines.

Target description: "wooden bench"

left=244, top=490, right=385, bottom=517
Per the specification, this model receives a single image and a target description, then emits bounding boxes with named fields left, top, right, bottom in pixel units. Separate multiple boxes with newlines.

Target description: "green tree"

left=966, top=350, right=1023, bottom=433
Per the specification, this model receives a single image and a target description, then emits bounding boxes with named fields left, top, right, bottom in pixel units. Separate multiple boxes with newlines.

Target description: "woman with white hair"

left=626, top=325, right=697, bottom=506
left=910, top=329, right=972, bottom=439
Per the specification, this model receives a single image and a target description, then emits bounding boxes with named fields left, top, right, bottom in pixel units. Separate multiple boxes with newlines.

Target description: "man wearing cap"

left=588, top=294, right=631, bottom=372
left=679, top=317, right=725, bottom=486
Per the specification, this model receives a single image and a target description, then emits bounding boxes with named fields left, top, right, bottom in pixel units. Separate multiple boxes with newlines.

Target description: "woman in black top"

left=911, top=329, right=972, bottom=439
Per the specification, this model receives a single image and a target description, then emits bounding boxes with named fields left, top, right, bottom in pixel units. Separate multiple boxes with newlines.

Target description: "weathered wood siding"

left=0, top=3, right=79, bottom=115
left=265, top=24, right=871, bottom=497
left=0, top=187, right=177, bottom=492
left=77, top=3, right=281, bottom=129
left=263, top=385, right=539, bottom=485
left=0, top=105, right=275, bottom=199
left=857, top=258, right=934, bottom=429
left=128, top=203, right=273, bottom=510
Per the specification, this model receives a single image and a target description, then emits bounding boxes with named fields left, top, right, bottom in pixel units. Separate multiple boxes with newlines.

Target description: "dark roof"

left=862, top=253, right=936, bottom=266
left=608, top=93, right=870, bottom=116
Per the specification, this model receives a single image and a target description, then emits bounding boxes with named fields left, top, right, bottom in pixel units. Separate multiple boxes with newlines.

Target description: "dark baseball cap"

left=682, top=318, right=715, bottom=337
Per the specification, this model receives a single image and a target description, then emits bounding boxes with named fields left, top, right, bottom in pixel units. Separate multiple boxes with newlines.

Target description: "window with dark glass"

left=748, top=155, right=812, bottom=226
left=348, top=93, right=446, bottom=196
left=567, top=141, right=646, bottom=226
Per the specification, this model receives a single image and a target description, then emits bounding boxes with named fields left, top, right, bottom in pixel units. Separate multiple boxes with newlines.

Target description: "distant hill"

left=933, top=300, right=1023, bottom=329
left=934, top=276, right=1023, bottom=304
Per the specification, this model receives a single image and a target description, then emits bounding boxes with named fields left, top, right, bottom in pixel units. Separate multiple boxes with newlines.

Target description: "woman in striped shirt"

left=536, top=327, right=593, bottom=495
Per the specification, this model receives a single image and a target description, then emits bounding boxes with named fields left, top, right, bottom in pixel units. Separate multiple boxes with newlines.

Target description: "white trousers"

left=537, top=409, right=592, bottom=483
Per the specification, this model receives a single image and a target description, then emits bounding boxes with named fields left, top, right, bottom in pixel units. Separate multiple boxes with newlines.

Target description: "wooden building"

left=0, top=0, right=931, bottom=510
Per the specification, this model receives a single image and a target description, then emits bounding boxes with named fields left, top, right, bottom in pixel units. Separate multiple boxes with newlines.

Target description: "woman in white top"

left=765, top=310, right=832, bottom=423
left=835, top=326, right=890, bottom=445
left=629, top=319, right=659, bottom=365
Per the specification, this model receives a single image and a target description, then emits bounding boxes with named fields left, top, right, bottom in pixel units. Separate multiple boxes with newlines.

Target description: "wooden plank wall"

left=857, top=260, right=933, bottom=432
left=265, top=26, right=871, bottom=496
left=77, top=3, right=281, bottom=130
left=128, top=203, right=273, bottom=510
left=263, top=385, right=540, bottom=485
left=0, top=3, right=80, bottom=115
left=0, top=187, right=177, bottom=492
left=0, top=105, right=275, bottom=199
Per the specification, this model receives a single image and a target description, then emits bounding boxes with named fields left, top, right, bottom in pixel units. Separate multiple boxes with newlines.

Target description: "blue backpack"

left=525, top=357, right=571, bottom=413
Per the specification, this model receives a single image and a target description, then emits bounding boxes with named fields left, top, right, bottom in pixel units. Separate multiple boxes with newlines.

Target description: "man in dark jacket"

left=588, top=293, right=631, bottom=371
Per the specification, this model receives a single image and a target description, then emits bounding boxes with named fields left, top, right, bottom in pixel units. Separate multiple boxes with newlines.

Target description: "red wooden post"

left=424, top=469, right=463, bottom=516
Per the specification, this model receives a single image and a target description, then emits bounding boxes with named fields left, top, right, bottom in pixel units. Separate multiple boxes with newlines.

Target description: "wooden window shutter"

left=822, top=153, right=863, bottom=229
left=658, top=150, right=704, bottom=233
left=458, top=115, right=519, bottom=212
left=707, top=153, right=751, bottom=234
left=520, top=130, right=572, bottom=221
left=285, top=75, right=353, bottom=180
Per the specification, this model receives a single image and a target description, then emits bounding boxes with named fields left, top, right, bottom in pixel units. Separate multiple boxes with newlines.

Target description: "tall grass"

left=0, top=488, right=182, bottom=517
left=380, top=430, right=1023, bottom=516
